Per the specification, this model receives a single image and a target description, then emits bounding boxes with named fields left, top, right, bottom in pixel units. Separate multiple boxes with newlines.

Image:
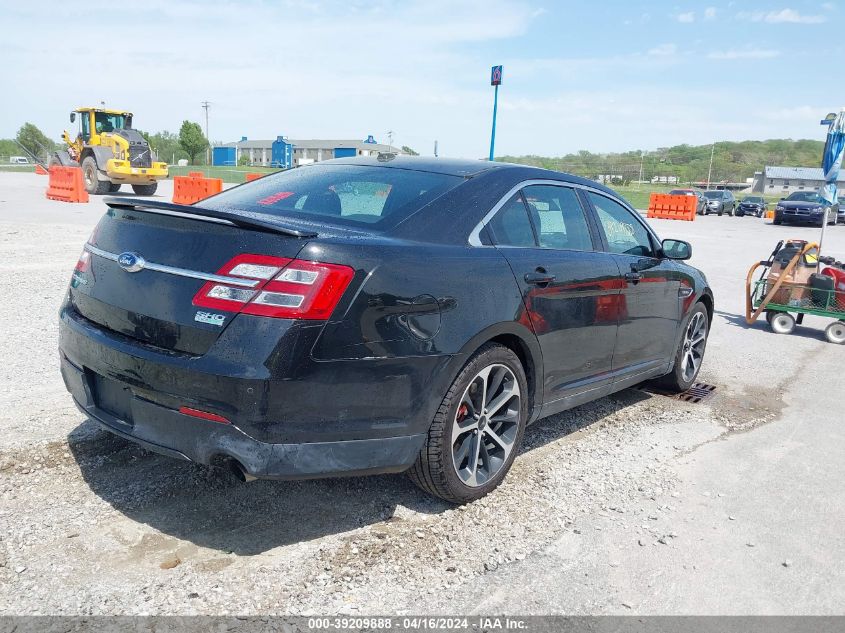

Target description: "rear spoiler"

left=104, top=197, right=318, bottom=238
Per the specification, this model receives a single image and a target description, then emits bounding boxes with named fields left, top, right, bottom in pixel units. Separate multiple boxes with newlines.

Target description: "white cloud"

left=677, top=11, right=695, bottom=22
left=704, top=7, right=717, bottom=19
left=647, top=43, right=678, bottom=56
left=708, top=48, right=781, bottom=59
left=737, top=8, right=827, bottom=23
left=821, top=2, right=835, bottom=10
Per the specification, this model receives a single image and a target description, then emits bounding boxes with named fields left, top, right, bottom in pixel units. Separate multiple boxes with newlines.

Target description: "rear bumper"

left=61, top=353, right=424, bottom=479
left=58, top=304, right=452, bottom=479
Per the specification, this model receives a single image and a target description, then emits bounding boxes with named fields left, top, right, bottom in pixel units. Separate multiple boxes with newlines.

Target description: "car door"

left=584, top=191, right=682, bottom=387
left=483, top=184, right=623, bottom=412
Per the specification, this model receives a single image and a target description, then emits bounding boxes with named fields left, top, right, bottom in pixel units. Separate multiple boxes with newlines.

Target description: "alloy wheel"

left=451, top=364, right=521, bottom=487
left=681, top=312, right=707, bottom=382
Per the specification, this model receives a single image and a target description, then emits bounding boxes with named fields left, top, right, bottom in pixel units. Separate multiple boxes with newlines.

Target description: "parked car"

left=736, top=195, right=767, bottom=218
left=702, top=190, right=736, bottom=216
left=669, top=188, right=707, bottom=215
left=58, top=156, right=714, bottom=503
left=774, top=191, right=839, bottom=226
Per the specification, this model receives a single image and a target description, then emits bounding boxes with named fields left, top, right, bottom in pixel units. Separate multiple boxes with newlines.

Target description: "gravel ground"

left=0, top=172, right=843, bottom=615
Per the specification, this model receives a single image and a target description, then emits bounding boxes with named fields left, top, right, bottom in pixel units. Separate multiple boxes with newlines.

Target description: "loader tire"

left=132, top=183, right=158, bottom=196
left=82, top=157, right=110, bottom=195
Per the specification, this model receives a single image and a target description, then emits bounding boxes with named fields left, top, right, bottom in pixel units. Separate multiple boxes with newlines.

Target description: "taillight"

left=74, top=250, right=91, bottom=273
left=192, top=254, right=354, bottom=320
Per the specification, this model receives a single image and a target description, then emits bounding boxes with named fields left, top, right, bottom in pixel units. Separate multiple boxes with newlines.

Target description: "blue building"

left=271, top=136, right=293, bottom=168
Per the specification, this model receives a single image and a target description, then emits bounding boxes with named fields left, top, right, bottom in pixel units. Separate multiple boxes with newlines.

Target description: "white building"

left=753, top=166, right=845, bottom=196
left=216, top=137, right=400, bottom=167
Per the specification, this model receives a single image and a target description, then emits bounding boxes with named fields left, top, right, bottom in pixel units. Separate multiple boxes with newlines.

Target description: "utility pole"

left=638, top=150, right=645, bottom=191
left=386, top=130, right=394, bottom=151
left=706, top=142, right=715, bottom=189
left=201, top=100, right=211, bottom=165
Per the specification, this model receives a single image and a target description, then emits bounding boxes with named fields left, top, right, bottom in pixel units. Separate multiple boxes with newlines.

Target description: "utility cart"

left=745, top=240, right=845, bottom=344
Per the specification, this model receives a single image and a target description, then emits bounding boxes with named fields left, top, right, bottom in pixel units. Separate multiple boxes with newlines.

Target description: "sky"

left=1, top=0, right=843, bottom=158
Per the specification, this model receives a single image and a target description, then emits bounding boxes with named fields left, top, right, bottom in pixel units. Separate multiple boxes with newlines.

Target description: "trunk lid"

left=69, top=202, right=311, bottom=354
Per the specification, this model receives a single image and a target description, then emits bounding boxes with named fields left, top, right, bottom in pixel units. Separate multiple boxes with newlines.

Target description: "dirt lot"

left=1, top=172, right=843, bottom=615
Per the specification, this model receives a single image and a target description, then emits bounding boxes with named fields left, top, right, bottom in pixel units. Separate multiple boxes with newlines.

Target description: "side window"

left=486, top=194, right=537, bottom=247
left=521, top=185, right=593, bottom=251
left=588, top=192, right=656, bottom=257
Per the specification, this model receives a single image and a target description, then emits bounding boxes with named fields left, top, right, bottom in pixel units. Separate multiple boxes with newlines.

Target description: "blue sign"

left=491, top=65, right=503, bottom=86
left=364, top=135, right=377, bottom=144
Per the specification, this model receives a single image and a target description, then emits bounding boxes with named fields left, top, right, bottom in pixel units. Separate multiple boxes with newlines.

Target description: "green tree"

left=16, top=123, right=56, bottom=161
left=178, top=120, right=208, bottom=165
left=401, top=145, right=419, bottom=156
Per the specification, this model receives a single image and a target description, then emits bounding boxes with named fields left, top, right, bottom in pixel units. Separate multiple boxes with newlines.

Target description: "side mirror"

left=662, top=239, right=692, bottom=260
left=70, top=112, right=76, bottom=123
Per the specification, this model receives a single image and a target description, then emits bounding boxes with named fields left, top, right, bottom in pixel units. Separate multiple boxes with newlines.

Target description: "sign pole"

left=489, top=65, right=503, bottom=162
left=489, top=84, right=498, bottom=162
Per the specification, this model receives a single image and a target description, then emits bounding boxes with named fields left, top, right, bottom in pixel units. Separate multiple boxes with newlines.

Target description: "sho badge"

left=194, top=311, right=226, bottom=326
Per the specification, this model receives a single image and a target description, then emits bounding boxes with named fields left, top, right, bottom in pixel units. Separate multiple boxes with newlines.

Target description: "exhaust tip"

left=227, top=459, right=257, bottom=483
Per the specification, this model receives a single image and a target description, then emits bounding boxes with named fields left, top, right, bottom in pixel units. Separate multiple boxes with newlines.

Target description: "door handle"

left=624, top=271, right=643, bottom=284
left=525, top=270, right=556, bottom=286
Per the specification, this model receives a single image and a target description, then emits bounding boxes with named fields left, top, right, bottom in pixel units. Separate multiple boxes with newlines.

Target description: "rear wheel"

left=825, top=321, right=845, bottom=344
left=132, top=183, right=158, bottom=196
left=654, top=303, right=709, bottom=392
left=81, top=157, right=110, bottom=195
left=770, top=312, right=795, bottom=335
left=408, top=344, right=528, bottom=504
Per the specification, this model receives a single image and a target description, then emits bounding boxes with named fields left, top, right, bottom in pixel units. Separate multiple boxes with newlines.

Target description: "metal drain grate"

left=646, top=382, right=717, bottom=403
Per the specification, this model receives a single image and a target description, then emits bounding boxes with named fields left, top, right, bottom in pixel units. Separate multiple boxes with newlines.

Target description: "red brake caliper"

left=457, top=403, right=469, bottom=423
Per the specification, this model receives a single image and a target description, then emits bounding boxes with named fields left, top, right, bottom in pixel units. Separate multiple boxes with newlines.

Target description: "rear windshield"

left=703, top=191, right=723, bottom=199
left=204, top=165, right=464, bottom=229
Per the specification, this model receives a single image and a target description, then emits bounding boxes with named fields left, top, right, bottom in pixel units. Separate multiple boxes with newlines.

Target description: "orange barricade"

left=35, top=164, right=48, bottom=175
left=646, top=193, right=696, bottom=221
left=172, top=173, right=223, bottom=205
left=45, top=166, right=89, bottom=203
left=245, top=173, right=264, bottom=182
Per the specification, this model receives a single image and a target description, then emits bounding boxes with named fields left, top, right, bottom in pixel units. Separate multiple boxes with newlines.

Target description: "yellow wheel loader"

left=50, top=107, right=168, bottom=195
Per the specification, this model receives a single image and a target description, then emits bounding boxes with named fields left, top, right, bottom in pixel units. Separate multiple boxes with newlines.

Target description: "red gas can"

left=821, top=266, right=845, bottom=310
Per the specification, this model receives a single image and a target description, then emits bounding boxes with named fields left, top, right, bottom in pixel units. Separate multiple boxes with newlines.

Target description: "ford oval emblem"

left=117, top=251, right=145, bottom=273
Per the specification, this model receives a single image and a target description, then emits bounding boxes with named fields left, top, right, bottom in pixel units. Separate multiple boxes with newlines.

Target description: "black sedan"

left=59, top=157, right=714, bottom=503
left=774, top=191, right=839, bottom=226
left=736, top=196, right=767, bottom=217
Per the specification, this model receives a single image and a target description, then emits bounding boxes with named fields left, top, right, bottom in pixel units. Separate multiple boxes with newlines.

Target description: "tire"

left=408, top=343, right=528, bottom=504
left=825, top=321, right=845, bottom=344
left=717, top=209, right=723, bottom=216
left=773, top=215, right=782, bottom=225
left=81, top=156, right=110, bottom=195
left=654, top=303, right=709, bottom=393
left=132, top=183, right=158, bottom=196
left=108, top=183, right=121, bottom=193
left=770, top=312, right=795, bottom=335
